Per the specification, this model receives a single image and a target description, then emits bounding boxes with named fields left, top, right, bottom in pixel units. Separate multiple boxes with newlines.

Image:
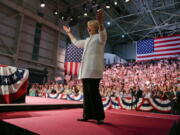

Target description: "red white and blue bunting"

left=45, top=94, right=171, bottom=113
left=46, top=93, right=67, bottom=99
left=0, top=65, right=29, bottom=103
left=137, top=98, right=153, bottom=112
left=110, top=97, right=120, bottom=109
left=67, top=94, right=83, bottom=101
left=102, top=97, right=111, bottom=110
left=148, top=97, right=171, bottom=112
left=119, top=97, right=143, bottom=110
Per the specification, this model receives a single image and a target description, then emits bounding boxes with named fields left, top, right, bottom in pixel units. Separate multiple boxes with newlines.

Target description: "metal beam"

left=140, top=28, right=156, bottom=40
left=0, top=52, right=14, bottom=58
left=159, top=15, right=174, bottom=25
left=111, top=1, right=180, bottom=22
left=110, top=21, right=180, bottom=38
left=131, top=0, right=141, bottom=12
left=155, top=10, right=180, bottom=18
left=117, top=18, right=152, bottom=27
left=145, top=0, right=162, bottom=36
left=104, top=11, right=134, bottom=41
left=128, top=16, right=145, bottom=33
left=149, top=10, right=162, bottom=36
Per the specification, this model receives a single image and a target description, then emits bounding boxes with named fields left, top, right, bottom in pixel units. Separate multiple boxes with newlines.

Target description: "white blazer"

left=71, top=29, right=107, bottom=79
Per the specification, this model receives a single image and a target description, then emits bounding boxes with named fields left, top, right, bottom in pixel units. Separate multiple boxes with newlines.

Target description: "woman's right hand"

left=63, top=26, right=71, bottom=33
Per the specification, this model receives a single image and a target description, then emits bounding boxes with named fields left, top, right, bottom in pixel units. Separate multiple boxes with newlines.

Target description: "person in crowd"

left=29, top=84, right=37, bottom=97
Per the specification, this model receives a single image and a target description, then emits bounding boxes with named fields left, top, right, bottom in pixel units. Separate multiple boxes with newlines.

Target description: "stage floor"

left=0, top=108, right=179, bottom=135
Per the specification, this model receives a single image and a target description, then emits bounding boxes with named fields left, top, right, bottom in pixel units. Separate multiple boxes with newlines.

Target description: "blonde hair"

left=87, top=20, right=99, bottom=32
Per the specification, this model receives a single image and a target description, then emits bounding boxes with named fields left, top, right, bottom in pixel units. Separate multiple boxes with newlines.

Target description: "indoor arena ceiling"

left=46, top=0, right=180, bottom=44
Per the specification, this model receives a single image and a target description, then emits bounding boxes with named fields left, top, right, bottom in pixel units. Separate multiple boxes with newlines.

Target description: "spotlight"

left=59, top=13, right=67, bottom=21
left=62, top=15, right=67, bottom=21
left=84, top=12, right=88, bottom=17
left=70, top=16, right=73, bottom=21
left=53, top=9, right=58, bottom=16
left=69, top=16, right=78, bottom=27
left=114, top=1, right=118, bottom=5
left=125, top=0, right=130, bottom=2
left=122, top=34, right=125, bottom=38
left=40, top=0, right=45, bottom=7
left=107, top=21, right=111, bottom=25
left=106, top=2, right=111, bottom=9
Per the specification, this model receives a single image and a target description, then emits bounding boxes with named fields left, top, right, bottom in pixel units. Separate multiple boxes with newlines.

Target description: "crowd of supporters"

left=100, top=59, right=179, bottom=100
left=29, top=59, right=180, bottom=113
left=29, top=81, right=83, bottom=97
left=29, top=59, right=179, bottom=99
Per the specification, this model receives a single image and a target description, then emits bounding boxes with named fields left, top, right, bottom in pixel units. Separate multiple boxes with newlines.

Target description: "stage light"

left=84, top=12, right=88, bottom=16
left=122, top=34, right=125, bottom=38
left=106, top=2, right=111, bottom=9
left=53, top=9, right=58, bottom=16
left=69, top=16, right=78, bottom=27
left=62, top=16, right=67, bottom=21
left=107, top=21, right=111, bottom=25
left=125, top=0, right=130, bottom=2
left=114, top=1, right=118, bottom=5
left=40, top=0, right=45, bottom=7
left=59, top=13, right=67, bottom=21
left=70, top=17, right=73, bottom=21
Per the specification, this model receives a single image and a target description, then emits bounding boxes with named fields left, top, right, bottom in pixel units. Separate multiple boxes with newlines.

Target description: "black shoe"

left=96, top=120, right=104, bottom=124
left=77, top=118, right=89, bottom=122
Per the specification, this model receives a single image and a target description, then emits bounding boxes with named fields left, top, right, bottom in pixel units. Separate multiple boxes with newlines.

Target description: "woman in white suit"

left=63, top=9, right=107, bottom=124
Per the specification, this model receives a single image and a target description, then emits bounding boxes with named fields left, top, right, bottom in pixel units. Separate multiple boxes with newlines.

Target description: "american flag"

left=64, top=44, right=83, bottom=77
left=136, top=34, right=180, bottom=62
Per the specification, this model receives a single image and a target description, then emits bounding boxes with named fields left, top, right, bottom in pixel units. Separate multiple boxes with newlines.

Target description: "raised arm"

left=96, top=9, right=107, bottom=43
left=63, top=26, right=85, bottom=48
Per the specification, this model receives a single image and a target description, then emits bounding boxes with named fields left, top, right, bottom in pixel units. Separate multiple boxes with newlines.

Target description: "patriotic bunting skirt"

left=0, top=65, right=29, bottom=103
left=46, top=93, right=172, bottom=113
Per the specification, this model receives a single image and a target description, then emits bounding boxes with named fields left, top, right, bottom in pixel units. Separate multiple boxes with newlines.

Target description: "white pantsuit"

left=72, top=29, right=107, bottom=79
left=71, top=28, right=107, bottom=120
